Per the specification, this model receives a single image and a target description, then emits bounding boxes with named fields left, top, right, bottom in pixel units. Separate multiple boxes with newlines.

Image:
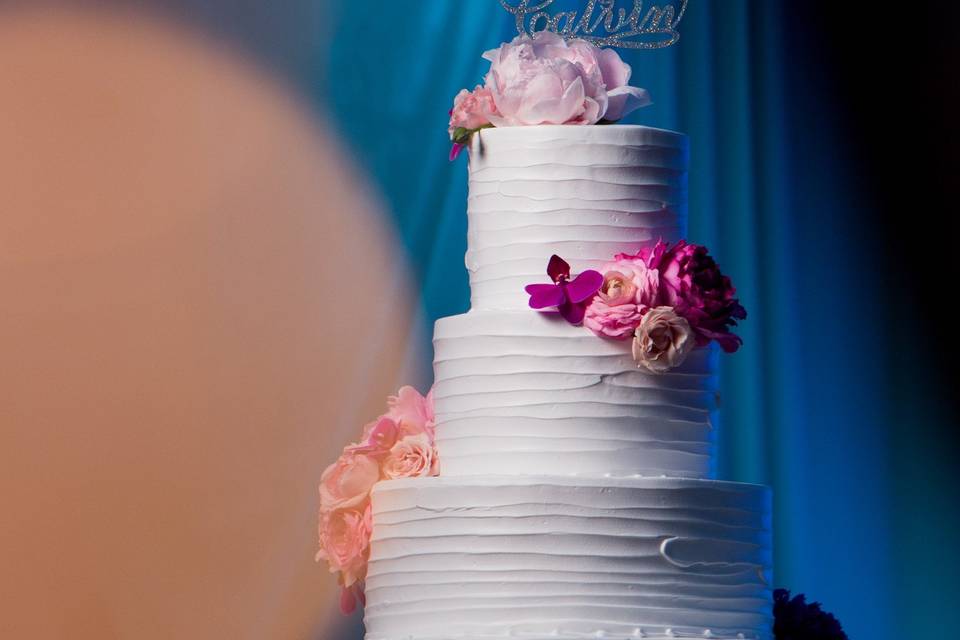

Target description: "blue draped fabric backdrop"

left=315, top=2, right=959, bottom=638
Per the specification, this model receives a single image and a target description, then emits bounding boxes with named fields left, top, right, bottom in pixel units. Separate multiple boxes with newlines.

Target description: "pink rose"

left=481, top=31, right=650, bottom=127
left=318, top=452, right=380, bottom=513
left=632, top=306, right=695, bottom=373
left=448, top=85, right=498, bottom=136
left=381, top=433, right=439, bottom=479
left=386, top=385, right=435, bottom=438
left=316, top=503, right=372, bottom=588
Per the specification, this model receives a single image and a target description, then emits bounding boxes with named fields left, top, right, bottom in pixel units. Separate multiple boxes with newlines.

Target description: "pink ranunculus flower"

left=584, top=299, right=643, bottom=339
left=638, top=240, right=746, bottom=352
left=381, top=433, right=439, bottom=479
left=632, top=306, right=695, bottom=373
left=387, top=385, right=435, bottom=438
left=448, top=85, right=498, bottom=136
left=608, top=256, right=660, bottom=308
left=318, top=452, right=380, bottom=513
left=316, top=503, right=372, bottom=589
left=597, top=269, right=637, bottom=306
left=583, top=257, right=665, bottom=339
left=481, top=31, right=649, bottom=127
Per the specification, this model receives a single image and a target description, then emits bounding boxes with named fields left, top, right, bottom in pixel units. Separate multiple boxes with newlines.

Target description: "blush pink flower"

left=318, top=452, right=380, bottom=513
left=346, top=416, right=399, bottom=458
left=584, top=299, right=643, bottom=339
left=386, top=385, right=435, bottom=438
left=381, top=433, right=439, bottom=479
left=583, top=260, right=660, bottom=339
left=316, top=385, right=438, bottom=614
left=316, top=503, right=372, bottom=589
left=596, top=47, right=650, bottom=121
left=448, top=85, right=498, bottom=135
left=482, top=31, right=649, bottom=126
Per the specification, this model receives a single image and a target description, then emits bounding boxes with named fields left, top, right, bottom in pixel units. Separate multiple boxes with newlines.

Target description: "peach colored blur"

left=0, top=6, right=419, bottom=639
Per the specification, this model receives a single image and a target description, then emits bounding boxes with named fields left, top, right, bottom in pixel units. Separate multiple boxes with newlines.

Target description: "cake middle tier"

left=433, top=311, right=719, bottom=478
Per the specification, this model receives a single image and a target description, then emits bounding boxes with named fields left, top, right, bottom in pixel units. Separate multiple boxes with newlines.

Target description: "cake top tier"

left=466, top=124, right=689, bottom=310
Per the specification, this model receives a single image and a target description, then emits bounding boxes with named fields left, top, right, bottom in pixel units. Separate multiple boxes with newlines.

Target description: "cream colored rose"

left=381, top=433, right=438, bottom=479
left=632, top=306, right=695, bottom=373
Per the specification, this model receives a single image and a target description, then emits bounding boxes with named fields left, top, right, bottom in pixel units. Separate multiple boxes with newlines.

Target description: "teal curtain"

left=316, top=2, right=959, bottom=637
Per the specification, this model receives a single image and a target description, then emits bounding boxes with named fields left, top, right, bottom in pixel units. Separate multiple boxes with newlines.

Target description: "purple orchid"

left=524, top=255, right=603, bottom=325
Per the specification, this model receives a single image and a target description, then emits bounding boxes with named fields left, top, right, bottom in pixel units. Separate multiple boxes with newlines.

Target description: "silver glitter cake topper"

left=499, top=0, right=688, bottom=49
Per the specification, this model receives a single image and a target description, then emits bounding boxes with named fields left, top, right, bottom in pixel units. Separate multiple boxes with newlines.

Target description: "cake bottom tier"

left=364, top=476, right=773, bottom=640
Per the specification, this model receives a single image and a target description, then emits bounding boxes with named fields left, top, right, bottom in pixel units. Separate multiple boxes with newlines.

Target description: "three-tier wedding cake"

left=363, top=124, right=771, bottom=640
left=316, top=29, right=772, bottom=640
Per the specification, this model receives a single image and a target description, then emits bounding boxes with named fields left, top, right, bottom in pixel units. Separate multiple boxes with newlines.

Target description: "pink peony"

left=318, top=452, right=380, bottom=513
left=481, top=31, right=649, bottom=126
left=316, top=503, right=372, bottom=589
left=632, top=306, right=695, bottom=373
left=629, top=241, right=746, bottom=353
left=386, top=385, right=435, bottom=438
left=381, top=433, right=439, bottom=479
left=448, top=85, right=498, bottom=135
left=596, top=47, right=649, bottom=121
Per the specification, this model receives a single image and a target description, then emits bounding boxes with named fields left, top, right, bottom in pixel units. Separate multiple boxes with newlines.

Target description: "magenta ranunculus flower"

left=634, top=240, right=747, bottom=352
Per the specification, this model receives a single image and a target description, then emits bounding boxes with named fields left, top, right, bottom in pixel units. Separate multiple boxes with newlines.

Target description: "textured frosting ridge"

left=364, top=476, right=773, bottom=640
left=433, top=310, right=718, bottom=478
left=467, top=125, right=688, bottom=310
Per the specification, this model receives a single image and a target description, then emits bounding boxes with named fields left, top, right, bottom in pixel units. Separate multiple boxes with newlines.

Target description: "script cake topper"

left=499, top=0, right=687, bottom=49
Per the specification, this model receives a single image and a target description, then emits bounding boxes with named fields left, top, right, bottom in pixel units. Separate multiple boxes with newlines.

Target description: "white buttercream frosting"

left=466, top=125, right=687, bottom=310
left=364, top=476, right=772, bottom=640
left=433, top=310, right=718, bottom=478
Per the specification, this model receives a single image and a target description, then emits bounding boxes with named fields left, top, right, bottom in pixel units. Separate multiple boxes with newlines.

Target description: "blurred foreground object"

left=0, top=6, right=416, bottom=638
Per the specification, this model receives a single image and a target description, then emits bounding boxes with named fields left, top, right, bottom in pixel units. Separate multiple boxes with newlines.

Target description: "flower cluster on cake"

left=315, top=386, right=436, bottom=614
left=525, top=240, right=746, bottom=373
left=448, top=30, right=651, bottom=159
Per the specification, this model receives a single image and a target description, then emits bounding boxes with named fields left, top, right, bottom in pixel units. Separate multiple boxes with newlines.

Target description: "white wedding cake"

left=361, top=125, right=772, bottom=640
left=314, top=30, right=774, bottom=640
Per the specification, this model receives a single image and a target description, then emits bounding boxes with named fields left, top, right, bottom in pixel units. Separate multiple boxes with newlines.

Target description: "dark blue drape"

left=316, top=2, right=960, bottom=637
